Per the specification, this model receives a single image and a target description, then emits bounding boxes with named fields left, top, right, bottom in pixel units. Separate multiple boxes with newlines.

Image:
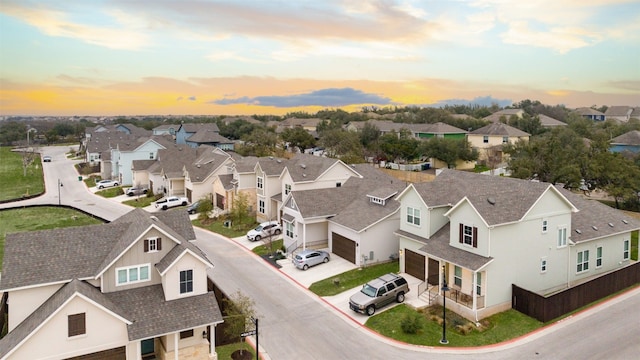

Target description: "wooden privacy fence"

left=512, top=262, right=640, bottom=322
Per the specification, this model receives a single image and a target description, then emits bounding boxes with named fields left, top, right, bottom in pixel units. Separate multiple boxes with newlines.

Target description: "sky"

left=1, top=0, right=639, bottom=117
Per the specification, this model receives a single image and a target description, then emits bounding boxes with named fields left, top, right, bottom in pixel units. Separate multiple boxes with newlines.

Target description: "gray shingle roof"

left=286, top=153, right=359, bottom=182
left=291, top=166, right=405, bottom=231
left=555, top=187, right=640, bottom=243
left=179, top=123, right=220, bottom=133
left=107, top=284, right=222, bottom=341
left=538, top=114, right=566, bottom=127
left=0, top=279, right=131, bottom=359
left=256, top=156, right=288, bottom=176
left=412, top=170, right=640, bottom=244
left=470, top=122, right=530, bottom=137
left=574, top=107, right=605, bottom=116
left=611, top=130, right=640, bottom=146
left=419, top=226, right=493, bottom=271
left=0, top=209, right=200, bottom=291
left=604, top=106, right=633, bottom=117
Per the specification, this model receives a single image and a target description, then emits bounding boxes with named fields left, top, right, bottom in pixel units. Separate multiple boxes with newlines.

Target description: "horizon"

left=1, top=1, right=639, bottom=117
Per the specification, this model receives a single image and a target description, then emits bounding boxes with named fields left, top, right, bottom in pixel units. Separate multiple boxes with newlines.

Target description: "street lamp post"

left=58, top=179, right=63, bottom=206
left=440, top=265, right=450, bottom=345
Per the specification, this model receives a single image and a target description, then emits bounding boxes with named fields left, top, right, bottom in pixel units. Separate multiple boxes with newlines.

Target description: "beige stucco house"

left=395, top=170, right=639, bottom=321
left=0, top=209, right=223, bottom=360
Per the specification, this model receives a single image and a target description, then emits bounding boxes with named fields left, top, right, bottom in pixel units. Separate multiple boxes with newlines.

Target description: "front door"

left=141, top=338, right=154, bottom=356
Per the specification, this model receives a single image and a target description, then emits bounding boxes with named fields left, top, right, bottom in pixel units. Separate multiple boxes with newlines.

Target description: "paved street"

left=2, top=146, right=639, bottom=359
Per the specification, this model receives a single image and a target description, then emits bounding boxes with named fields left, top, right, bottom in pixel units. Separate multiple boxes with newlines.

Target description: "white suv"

left=246, top=221, right=282, bottom=242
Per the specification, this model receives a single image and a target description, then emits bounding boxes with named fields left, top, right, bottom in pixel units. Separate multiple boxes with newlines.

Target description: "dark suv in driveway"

left=349, top=273, right=409, bottom=316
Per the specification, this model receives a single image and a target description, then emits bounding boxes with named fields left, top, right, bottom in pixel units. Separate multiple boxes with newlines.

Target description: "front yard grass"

left=367, top=304, right=542, bottom=347
left=0, top=147, right=45, bottom=201
left=192, top=217, right=257, bottom=238
left=122, top=194, right=159, bottom=208
left=215, top=341, right=256, bottom=359
left=94, top=186, right=124, bottom=198
left=309, top=260, right=399, bottom=296
left=251, top=239, right=284, bottom=256
left=0, top=207, right=104, bottom=267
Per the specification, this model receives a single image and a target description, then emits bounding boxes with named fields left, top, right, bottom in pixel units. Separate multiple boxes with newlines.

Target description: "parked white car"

left=246, top=221, right=282, bottom=242
left=96, top=179, right=119, bottom=189
left=155, top=196, right=188, bottom=210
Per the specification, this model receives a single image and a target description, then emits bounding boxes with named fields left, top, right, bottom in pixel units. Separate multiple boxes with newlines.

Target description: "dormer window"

left=144, top=237, right=162, bottom=252
left=370, top=197, right=385, bottom=205
left=285, top=184, right=291, bottom=195
left=257, top=176, right=263, bottom=189
left=459, top=223, right=478, bottom=248
left=180, top=269, right=194, bottom=294
left=407, top=207, right=420, bottom=226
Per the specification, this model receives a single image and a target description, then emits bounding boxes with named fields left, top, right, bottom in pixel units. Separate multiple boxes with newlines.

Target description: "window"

left=258, top=199, right=265, bottom=214
left=284, top=184, right=291, bottom=195
left=336, top=182, right=342, bottom=187
left=117, top=264, right=150, bottom=286
left=68, top=313, right=86, bottom=337
left=541, top=257, right=547, bottom=273
left=577, top=250, right=589, bottom=273
left=144, top=237, right=162, bottom=252
left=406, top=207, right=420, bottom=226
left=257, top=176, right=263, bottom=189
left=454, top=266, right=462, bottom=287
left=596, top=246, right=603, bottom=268
left=476, top=273, right=482, bottom=296
left=180, top=329, right=194, bottom=339
left=502, top=136, right=509, bottom=144
left=557, top=227, right=567, bottom=247
left=483, top=135, right=489, bottom=144
left=180, top=269, right=193, bottom=294
left=149, top=152, right=154, bottom=159
left=542, top=219, right=548, bottom=233
left=459, top=224, right=477, bottom=247
left=623, top=239, right=630, bottom=261
left=285, top=222, right=294, bottom=238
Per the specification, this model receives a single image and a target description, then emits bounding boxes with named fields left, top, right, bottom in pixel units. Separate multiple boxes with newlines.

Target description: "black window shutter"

left=472, top=227, right=478, bottom=248
left=157, top=237, right=162, bottom=251
left=459, top=223, right=463, bottom=243
left=144, top=239, right=148, bottom=252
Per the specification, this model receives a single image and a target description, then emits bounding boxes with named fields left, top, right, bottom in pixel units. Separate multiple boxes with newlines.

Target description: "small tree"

left=196, top=195, right=214, bottom=220
left=230, top=192, right=251, bottom=229
left=223, top=291, right=257, bottom=356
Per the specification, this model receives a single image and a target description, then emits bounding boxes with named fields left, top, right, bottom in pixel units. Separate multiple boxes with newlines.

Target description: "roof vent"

left=487, top=197, right=496, bottom=205
left=575, top=229, right=582, bottom=234
left=150, top=215, right=158, bottom=221
left=277, top=159, right=282, bottom=163
left=622, top=219, right=629, bottom=224
left=300, top=164, right=306, bottom=169
left=302, top=174, right=307, bottom=177
left=197, top=164, right=201, bottom=168
left=608, top=222, right=614, bottom=227
left=591, top=226, right=598, bottom=231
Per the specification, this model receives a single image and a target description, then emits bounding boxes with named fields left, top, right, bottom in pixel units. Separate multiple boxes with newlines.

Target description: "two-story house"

left=574, top=107, right=606, bottom=121
left=183, top=147, right=235, bottom=204
left=467, top=122, right=530, bottom=164
left=176, top=123, right=234, bottom=151
left=0, top=209, right=222, bottom=360
left=395, top=170, right=639, bottom=322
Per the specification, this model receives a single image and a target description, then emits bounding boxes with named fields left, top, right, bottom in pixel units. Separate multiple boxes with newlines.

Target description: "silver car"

left=293, top=249, right=330, bottom=270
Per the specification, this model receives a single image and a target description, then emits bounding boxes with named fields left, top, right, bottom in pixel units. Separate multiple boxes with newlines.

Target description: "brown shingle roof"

left=611, top=130, right=640, bottom=146
left=470, top=122, right=530, bottom=137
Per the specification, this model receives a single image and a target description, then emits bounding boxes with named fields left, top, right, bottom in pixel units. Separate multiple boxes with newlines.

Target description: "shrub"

left=400, top=312, right=423, bottom=334
left=456, top=323, right=474, bottom=335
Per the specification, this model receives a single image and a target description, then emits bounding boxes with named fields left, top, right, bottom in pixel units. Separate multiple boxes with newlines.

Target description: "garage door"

left=405, top=249, right=426, bottom=281
left=332, top=232, right=356, bottom=264
left=65, top=347, right=125, bottom=360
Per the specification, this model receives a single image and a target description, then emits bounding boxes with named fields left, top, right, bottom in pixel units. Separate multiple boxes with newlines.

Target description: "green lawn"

left=0, top=207, right=104, bottom=267
left=0, top=147, right=45, bottom=201
left=192, top=217, right=258, bottom=238
left=215, top=341, right=256, bottom=359
left=308, top=261, right=399, bottom=296
left=366, top=304, right=543, bottom=347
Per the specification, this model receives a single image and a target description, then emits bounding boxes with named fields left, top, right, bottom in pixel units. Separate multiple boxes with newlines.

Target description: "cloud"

left=426, top=96, right=513, bottom=108
left=188, top=96, right=196, bottom=101
left=212, top=88, right=392, bottom=107
left=1, top=1, right=148, bottom=50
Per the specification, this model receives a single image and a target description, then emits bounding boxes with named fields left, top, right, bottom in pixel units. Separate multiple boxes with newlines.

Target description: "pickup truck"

left=155, top=196, right=188, bottom=210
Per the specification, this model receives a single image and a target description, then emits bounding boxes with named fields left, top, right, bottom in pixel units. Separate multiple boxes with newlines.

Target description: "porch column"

left=209, top=325, right=218, bottom=359
left=472, top=270, right=477, bottom=311
left=303, top=223, right=307, bottom=250
left=174, top=333, right=179, bottom=360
